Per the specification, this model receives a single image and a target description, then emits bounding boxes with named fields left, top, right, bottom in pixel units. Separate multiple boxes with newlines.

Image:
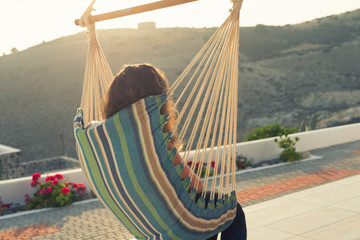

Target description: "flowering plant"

left=187, top=161, right=216, bottom=178
left=0, top=196, right=21, bottom=216
left=0, top=196, right=13, bottom=216
left=0, top=196, right=12, bottom=212
left=236, top=154, right=252, bottom=170
left=24, top=172, right=87, bottom=210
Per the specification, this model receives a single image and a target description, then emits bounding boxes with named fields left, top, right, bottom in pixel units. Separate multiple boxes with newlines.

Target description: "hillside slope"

left=0, top=9, right=359, bottom=161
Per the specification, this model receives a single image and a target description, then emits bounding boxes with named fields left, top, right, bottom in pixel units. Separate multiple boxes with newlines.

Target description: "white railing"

left=1, top=123, right=359, bottom=210
left=185, top=122, right=360, bottom=163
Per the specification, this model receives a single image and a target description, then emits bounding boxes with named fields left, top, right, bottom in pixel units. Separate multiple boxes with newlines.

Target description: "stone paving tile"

left=0, top=140, right=359, bottom=240
left=0, top=201, right=135, bottom=240
left=235, top=140, right=360, bottom=206
left=237, top=168, right=360, bottom=203
left=0, top=223, right=60, bottom=240
left=237, top=141, right=360, bottom=186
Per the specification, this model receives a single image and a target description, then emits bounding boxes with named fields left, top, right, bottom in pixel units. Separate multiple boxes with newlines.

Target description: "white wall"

left=0, top=169, right=89, bottom=208
left=1, top=123, right=359, bottom=208
left=185, top=123, right=360, bottom=163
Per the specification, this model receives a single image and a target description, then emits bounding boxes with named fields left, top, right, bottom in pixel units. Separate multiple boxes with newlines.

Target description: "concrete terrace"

left=0, top=140, right=360, bottom=240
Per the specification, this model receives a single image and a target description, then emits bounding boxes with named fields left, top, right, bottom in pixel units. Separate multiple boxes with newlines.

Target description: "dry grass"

left=0, top=9, right=359, bottom=161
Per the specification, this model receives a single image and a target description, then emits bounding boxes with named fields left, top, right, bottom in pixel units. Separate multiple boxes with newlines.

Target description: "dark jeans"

left=207, top=202, right=247, bottom=240
left=196, top=192, right=247, bottom=240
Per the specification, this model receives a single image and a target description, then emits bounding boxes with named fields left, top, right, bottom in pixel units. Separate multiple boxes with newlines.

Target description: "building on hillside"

left=138, top=22, right=157, bottom=30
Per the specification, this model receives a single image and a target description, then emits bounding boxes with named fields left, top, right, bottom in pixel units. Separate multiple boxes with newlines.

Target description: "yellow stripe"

left=99, top=124, right=159, bottom=239
left=76, top=130, right=145, bottom=238
left=133, top=100, right=237, bottom=231
left=113, top=111, right=181, bottom=240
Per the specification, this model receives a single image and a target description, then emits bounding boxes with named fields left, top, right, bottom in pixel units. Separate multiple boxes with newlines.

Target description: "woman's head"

left=102, top=63, right=179, bottom=146
left=102, top=63, right=169, bottom=118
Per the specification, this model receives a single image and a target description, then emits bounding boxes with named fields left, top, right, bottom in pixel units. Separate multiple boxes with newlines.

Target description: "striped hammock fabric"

left=73, top=94, right=237, bottom=240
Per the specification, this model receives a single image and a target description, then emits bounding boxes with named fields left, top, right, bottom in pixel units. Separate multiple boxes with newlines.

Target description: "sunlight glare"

left=0, top=0, right=359, bottom=54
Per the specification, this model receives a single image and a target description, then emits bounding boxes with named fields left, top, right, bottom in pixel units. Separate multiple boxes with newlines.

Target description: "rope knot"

left=230, top=0, right=243, bottom=14
left=78, top=0, right=96, bottom=30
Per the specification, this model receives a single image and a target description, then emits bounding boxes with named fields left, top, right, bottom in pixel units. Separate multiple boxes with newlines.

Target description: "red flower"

left=76, top=183, right=87, bottom=194
left=54, top=174, right=63, bottom=180
left=51, top=180, right=59, bottom=185
left=3, top=203, right=12, bottom=209
left=25, top=197, right=32, bottom=204
left=211, top=161, right=216, bottom=168
left=65, top=182, right=76, bottom=188
left=32, top=172, right=41, bottom=180
left=237, top=163, right=244, bottom=169
left=187, top=161, right=193, bottom=166
left=45, top=176, right=55, bottom=182
left=196, top=162, right=206, bottom=168
left=31, top=180, right=39, bottom=187
left=24, top=194, right=29, bottom=198
left=61, top=187, right=70, bottom=195
left=38, top=190, right=42, bottom=195
left=42, top=186, right=52, bottom=195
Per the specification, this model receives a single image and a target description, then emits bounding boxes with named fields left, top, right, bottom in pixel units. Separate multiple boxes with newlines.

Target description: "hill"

left=0, top=9, right=359, bottom=161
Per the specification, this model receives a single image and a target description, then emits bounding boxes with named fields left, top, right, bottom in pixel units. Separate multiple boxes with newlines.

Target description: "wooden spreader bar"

left=75, top=0, right=198, bottom=26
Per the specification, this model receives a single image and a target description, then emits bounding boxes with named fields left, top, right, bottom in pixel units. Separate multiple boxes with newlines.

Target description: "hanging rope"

left=77, top=0, right=243, bottom=199
left=169, top=0, right=243, bottom=197
left=78, top=0, right=114, bottom=125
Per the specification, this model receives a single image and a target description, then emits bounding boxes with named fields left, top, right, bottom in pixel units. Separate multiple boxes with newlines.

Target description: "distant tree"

left=255, top=24, right=267, bottom=32
left=11, top=47, right=18, bottom=54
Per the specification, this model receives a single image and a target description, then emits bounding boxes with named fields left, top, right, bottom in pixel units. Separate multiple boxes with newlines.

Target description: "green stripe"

left=77, top=130, right=145, bottom=238
left=113, top=112, right=182, bottom=240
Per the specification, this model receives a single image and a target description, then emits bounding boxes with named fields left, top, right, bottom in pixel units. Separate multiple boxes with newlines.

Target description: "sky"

left=0, top=0, right=360, bottom=54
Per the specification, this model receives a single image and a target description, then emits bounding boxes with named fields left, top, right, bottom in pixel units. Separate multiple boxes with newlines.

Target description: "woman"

left=101, top=63, right=247, bottom=240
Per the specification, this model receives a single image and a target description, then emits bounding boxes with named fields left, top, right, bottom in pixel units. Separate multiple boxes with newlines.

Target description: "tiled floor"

left=1, top=140, right=359, bottom=239
left=236, top=168, right=360, bottom=203
left=245, top=174, right=360, bottom=240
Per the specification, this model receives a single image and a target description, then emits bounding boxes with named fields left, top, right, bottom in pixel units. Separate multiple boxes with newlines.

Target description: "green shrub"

left=274, top=134, right=302, bottom=162
left=244, top=123, right=298, bottom=141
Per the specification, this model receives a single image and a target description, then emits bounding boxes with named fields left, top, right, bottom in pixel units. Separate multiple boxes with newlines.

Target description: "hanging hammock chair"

left=73, top=0, right=243, bottom=239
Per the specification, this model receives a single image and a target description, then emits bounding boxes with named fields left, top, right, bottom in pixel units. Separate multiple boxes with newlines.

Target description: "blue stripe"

left=74, top=94, right=238, bottom=240
left=96, top=123, right=158, bottom=239
left=145, top=96, right=236, bottom=238
left=107, top=111, right=173, bottom=239
left=80, top=129, right=148, bottom=239
left=118, top=105, right=170, bottom=239
left=126, top=103, right=181, bottom=239
left=143, top=97, right=217, bottom=238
